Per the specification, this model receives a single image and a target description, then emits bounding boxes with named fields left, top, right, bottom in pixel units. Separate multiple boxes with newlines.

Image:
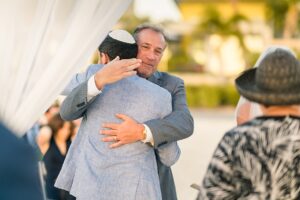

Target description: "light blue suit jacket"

left=56, top=65, right=180, bottom=200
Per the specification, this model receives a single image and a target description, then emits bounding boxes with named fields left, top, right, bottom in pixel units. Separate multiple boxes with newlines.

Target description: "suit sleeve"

left=155, top=141, right=181, bottom=167
left=61, top=64, right=101, bottom=96
left=59, top=64, right=102, bottom=120
left=60, top=81, right=97, bottom=121
left=145, top=78, right=194, bottom=148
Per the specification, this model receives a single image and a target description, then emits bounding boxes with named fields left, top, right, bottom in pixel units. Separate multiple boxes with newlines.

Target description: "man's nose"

left=146, top=51, right=156, bottom=60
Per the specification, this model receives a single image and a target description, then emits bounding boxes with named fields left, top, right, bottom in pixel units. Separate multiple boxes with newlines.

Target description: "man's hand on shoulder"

left=100, top=114, right=145, bottom=148
left=94, top=57, right=141, bottom=90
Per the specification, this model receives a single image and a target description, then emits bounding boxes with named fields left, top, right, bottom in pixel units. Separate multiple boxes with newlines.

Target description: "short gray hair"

left=133, top=23, right=167, bottom=42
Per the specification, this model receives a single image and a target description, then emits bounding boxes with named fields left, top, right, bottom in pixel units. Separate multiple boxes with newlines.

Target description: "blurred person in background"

left=24, top=102, right=60, bottom=157
left=198, top=48, right=300, bottom=199
left=37, top=113, right=75, bottom=200
left=0, top=123, right=43, bottom=200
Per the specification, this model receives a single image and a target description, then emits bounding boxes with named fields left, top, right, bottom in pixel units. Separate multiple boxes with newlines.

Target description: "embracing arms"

left=146, top=75, right=194, bottom=148
left=60, top=58, right=141, bottom=120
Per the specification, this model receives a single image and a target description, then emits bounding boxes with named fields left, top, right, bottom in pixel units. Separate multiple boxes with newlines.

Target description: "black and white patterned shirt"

left=199, top=116, right=300, bottom=200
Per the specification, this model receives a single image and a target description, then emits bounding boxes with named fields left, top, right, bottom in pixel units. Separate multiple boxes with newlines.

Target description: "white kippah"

left=108, top=30, right=135, bottom=44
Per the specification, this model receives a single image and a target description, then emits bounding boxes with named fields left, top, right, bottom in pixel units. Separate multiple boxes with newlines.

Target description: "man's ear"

left=98, top=52, right=109, bottom=64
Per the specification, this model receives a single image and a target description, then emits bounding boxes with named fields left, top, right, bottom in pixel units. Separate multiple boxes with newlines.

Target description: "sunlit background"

left=114, top=1, right=300, bottom=199
left=89, top=0, right=300, bottom=109
left=47, top=1, right=300, bottom=199
left=3, top=1, right=300, bottom=200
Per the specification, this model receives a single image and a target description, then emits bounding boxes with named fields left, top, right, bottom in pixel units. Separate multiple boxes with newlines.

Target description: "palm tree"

left=283, top=0, right=300, bottom=38
left=265, top=0, right=300, bottom=38
left=193, top=6, right=249, bottom=76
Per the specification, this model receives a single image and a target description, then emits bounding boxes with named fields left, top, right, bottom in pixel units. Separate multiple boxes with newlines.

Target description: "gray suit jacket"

left=147, top=71, right=194, bottom=200
left=56, top=65, right=181, bottom=200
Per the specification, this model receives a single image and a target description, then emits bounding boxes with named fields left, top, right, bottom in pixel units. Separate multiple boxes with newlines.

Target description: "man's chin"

left=137, top=71, right=151, bottom=79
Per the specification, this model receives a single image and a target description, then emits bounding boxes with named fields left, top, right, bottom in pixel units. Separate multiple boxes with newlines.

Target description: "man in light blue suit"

left=56, top=30, right=181, bottom=199
left=60, top=24, right=194, bottom=200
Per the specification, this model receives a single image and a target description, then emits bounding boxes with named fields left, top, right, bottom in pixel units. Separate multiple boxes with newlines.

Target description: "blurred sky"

left=133, top=0, right=181, bottom=22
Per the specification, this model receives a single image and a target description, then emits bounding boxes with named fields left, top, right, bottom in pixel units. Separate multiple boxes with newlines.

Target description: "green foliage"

left=118, top=11, right=149, bottom=33
left=192, top=6, right=252, bottom=73
left=168, top=48, right=190, bottom=71
left=185, top=84, right=240, bottom=108
left=245, top=51, right=261, bottom=69
left=265, top=0, right=289, bottom=38
left=168, top=47, right=201, bottom=72
left=195, top=6, right=248, bottom=38
left=219, top=85, right=240, bottom=105
left=199, top=7, right=224, bottom=35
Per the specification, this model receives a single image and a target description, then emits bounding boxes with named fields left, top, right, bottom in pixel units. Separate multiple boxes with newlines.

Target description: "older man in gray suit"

left=60, top=24, right=194, bottom=200
left=56, top=30, right=181, bottom=199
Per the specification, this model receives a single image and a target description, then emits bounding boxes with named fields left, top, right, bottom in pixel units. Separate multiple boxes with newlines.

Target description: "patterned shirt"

left=199, top=116, right=300, bottom=200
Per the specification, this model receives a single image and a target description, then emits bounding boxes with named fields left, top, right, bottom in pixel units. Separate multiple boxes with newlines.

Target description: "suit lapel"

left=148, top=71, right=163, bottom=87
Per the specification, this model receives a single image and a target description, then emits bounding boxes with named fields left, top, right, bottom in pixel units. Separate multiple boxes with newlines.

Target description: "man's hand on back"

left=100, top=114, right=145, bottom=148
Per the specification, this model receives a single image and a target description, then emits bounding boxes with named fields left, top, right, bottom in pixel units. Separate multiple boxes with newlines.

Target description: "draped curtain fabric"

left=0, top=0, right=132, bottom=136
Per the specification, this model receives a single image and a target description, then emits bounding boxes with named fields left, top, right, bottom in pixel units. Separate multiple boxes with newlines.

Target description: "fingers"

left=111, top=56, right=120, bottom=62
left=117, top=59, right=141, bottom=72
left=105, top=57, right=140, bottom=69
left=101, top=136, right=117, bottom=142
left=121, top=58, right=141, bottom=66
left=101, top=136, right=124, bottom=148
left=100, top=129, right=118, bottom=136
left=102, top=123, right=118, bottom=129
left=126, top=62, right=141, bottom=71
left=110, top=58, right=141, bottom=67
left=115, top=113, right=130, bottom=121
left=103, top=58, right=140, bottom=81
left=109, top=141, right=123, bottom=148
left=122, top=71, right=137, bottom=78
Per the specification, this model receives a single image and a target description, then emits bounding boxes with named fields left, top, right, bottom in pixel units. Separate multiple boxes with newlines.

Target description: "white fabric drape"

left=0, top=0, right=132, bottom=136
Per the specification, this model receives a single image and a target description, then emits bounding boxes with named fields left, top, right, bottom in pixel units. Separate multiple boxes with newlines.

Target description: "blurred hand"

left=94, top=57, right=141, bottom=90
left=100, top=113, right=145, bottom=148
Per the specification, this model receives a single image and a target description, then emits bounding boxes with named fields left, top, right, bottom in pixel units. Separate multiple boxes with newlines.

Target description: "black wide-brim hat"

left=235, top=48, right=300, bottom=106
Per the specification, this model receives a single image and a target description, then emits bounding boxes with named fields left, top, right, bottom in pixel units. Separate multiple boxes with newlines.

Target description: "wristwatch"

left=141, top=125, right=147, bottom=141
